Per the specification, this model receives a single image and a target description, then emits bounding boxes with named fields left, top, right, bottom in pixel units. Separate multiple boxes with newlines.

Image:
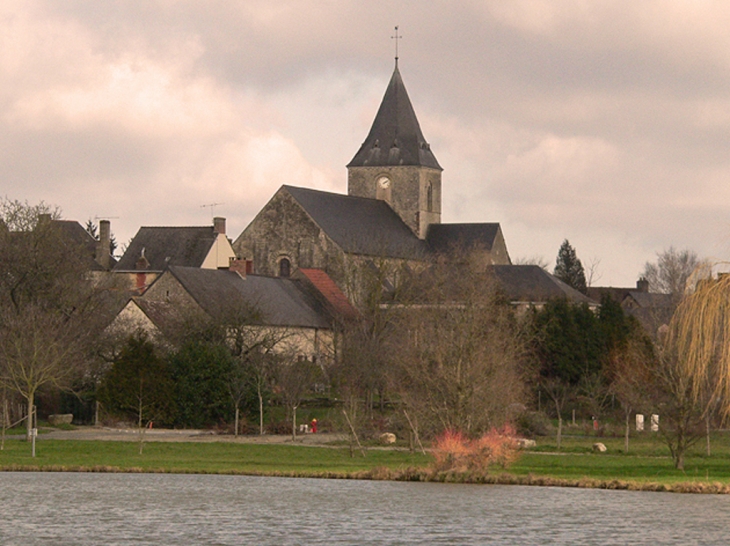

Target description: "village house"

left=113, top=217, right=237, bottom=294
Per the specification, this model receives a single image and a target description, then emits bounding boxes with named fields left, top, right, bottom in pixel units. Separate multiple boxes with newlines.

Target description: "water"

left=0, top=472, right=728, bottom=545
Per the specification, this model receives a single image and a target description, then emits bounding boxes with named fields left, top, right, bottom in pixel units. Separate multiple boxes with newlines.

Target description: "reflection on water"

left=0, top=472, right=728, bottom=545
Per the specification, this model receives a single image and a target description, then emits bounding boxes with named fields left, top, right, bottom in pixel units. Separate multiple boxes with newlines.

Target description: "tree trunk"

left=234, top=406, right=240, bottom=437
left=556, top=415, right=562, bottom=451
left=26, top=391, right=35, bottom=441
left=137, top=395, right=144, bottom=455
left=1, top=397, right=7, bottom=451
left=258, top=383, right=264, bottom=436
left=706, top=415, right=711, bottom=457
left=624, top=410, right=630, bottom=453
left=291, top=405, right=297, bottom=441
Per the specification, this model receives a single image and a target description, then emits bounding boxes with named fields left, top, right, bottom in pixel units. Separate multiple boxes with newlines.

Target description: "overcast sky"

left=4, top=1, right=730, bottom=286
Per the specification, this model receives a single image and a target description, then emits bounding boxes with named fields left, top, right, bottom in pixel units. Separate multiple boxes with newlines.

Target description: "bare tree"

left=390, top=253, right=528, bottom=438
left=608, top=337, right=654, bottom=453
left=0, top=199, right=113, bottom=439
left=642, top=247, right=700, bottom=302
left=272, top=353, right=322, bottom=440
left=540, top=378, right=573, bottom=451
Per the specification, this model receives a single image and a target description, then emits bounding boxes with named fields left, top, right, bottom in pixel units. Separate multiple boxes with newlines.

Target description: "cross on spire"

left=391, top=26, right=402, bottom=66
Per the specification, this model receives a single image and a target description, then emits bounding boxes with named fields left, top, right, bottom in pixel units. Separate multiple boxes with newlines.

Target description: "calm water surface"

left=0, top=472, right=728, bottom=545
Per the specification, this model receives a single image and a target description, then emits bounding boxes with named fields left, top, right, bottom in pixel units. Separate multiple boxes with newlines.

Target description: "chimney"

left=213, top=217, right=226, bottom=235
left=229, top=257, right=250, bottom=278
left=636, top=277, right=649, bottom=293
left=136, top=248, right=149, bottom=270
left=95, top=220, right=111, bottom=270
left=135, top=249, right=150, bottom=294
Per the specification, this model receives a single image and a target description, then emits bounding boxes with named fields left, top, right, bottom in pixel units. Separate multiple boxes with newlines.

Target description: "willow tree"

left=656, top=269, right=729, bottom=469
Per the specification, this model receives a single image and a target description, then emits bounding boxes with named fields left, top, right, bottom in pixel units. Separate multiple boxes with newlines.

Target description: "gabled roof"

left=426, top=223, right=502, bottom=254
left=50, top=220, right=116, bottom=271
left=296, top=268, right=359, bottom=321
left=166, top=266, right=331, bottom=329
left=126, top=298, right=183, bottom=339
left=283, top=185, right=427, bottom=260
left=492, top=265, right=595, bottom=305
left=348, top=65, right=441, bottom=170
left=624, top=291, right=673, bottom=309
left=115, top=226, right=217, bottom=271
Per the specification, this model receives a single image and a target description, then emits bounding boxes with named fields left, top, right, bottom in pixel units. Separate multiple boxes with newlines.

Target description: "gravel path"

left=39, top=426, right=349, bottom=445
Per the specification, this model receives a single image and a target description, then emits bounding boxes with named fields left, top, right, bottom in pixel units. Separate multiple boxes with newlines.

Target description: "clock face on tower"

left=377, top=176, right=391, bottom=189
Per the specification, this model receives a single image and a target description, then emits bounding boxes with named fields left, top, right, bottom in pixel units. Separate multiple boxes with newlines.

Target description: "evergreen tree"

left=553, top=239, right=587, bottom=294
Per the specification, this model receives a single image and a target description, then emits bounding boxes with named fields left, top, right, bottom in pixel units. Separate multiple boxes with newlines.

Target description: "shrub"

left=431, top=426, right=521, bottom=474
left=516, top=411, right=553, bottom=437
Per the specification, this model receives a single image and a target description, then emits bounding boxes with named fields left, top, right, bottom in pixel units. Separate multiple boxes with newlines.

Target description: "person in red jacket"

left=311, top=418, right=318, bottom=433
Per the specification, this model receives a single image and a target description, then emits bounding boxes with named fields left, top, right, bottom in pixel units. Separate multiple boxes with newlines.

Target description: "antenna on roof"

left=94, top=216, right=119, bottom=220
left=201, top=202, right=224, bottom=218
left=391, top=26, right=402, bottom=66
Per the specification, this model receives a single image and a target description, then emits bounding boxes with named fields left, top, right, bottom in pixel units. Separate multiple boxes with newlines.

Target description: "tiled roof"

left=115, top=226, right=216, bottom=271
left=166, top=266, right=331, bottom=329
left=296, top=268, right=359, bottom=321
left=348, top=65, right=441, bottom=170
left=284, top=186, right=427, bottom=260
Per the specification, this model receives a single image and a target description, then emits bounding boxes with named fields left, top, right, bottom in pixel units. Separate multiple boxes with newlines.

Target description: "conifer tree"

left=553, top=239, right=587, bottom=294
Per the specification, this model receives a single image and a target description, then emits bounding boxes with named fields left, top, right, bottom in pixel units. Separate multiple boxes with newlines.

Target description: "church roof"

left=284, top=186, right=427, bottom=260
left=115, top=226, right=217, bottom=271
left=426, top=223, right=502, bottom=254
left=492, top=265, right=595, bottom=305
left=165, top=266, right=332, bottom=329
left=348, top=65, right=441, bottom=170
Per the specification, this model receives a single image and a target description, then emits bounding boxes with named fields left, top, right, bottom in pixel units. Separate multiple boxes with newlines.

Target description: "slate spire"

left=347, top=64, right=441, bottom=170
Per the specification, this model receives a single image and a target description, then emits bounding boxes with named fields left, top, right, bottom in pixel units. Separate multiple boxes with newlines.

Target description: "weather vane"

left=391, top=26, right=402, bottom=65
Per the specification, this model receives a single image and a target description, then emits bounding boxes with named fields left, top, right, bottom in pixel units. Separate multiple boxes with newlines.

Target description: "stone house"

left=110, top=263, right=354, bottom=361
left=588, top=278, right=673, bottom=337
left=113, top=217, right=237, bottom=294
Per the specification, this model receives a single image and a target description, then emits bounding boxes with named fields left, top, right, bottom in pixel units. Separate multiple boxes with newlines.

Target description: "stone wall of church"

left=348, top=165, right=441, bottom=239
left=232, top=189, right=347, bottom=282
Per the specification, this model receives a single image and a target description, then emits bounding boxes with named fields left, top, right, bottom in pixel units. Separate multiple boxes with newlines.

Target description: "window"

left=427, top=182, right=433, bottom=212
left=279, top=257, right=291, bottom=277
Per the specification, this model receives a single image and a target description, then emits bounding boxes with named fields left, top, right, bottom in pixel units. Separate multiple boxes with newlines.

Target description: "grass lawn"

left=510, top=430, right=730, bottom=486
left=3, top=427, right=730, bottom=492
left=0, top=438, right=430, bottom=476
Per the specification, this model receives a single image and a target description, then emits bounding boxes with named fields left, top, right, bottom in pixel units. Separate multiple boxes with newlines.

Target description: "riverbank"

left=3, top=426, right=730, bottom=493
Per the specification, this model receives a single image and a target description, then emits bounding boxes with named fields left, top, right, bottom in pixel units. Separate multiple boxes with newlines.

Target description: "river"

left=0, top=472, right=728, bottom=545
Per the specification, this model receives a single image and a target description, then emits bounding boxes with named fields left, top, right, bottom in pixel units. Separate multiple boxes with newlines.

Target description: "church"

left=233, top=61, right=511, bottom=294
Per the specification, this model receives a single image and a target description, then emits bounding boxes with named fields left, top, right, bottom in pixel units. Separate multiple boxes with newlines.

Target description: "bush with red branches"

left=431, top=425, right=521, bottom=473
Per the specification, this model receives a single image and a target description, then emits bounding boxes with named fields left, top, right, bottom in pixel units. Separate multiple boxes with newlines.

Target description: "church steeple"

left=347, top=63, right=442, bottom=240
left=347, top=65, right=441, bottom=170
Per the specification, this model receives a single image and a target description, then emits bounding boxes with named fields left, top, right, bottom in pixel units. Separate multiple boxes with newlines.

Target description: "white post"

left=650, top=414, right=659, bottom=432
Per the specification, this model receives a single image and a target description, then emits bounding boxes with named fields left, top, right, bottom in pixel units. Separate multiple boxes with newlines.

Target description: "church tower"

left=347, top=63, right=442, bottom=239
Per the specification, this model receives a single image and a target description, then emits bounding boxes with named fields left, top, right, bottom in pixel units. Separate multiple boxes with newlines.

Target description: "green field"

left=3, top=429, right=730, bottom=493
left=0, top=438, right=430, bottom=476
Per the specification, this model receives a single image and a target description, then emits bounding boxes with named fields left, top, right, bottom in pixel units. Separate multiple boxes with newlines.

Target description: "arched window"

left=427, top=182, right=433, bottom=212
left=279, top=257, right=291, bottom=277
